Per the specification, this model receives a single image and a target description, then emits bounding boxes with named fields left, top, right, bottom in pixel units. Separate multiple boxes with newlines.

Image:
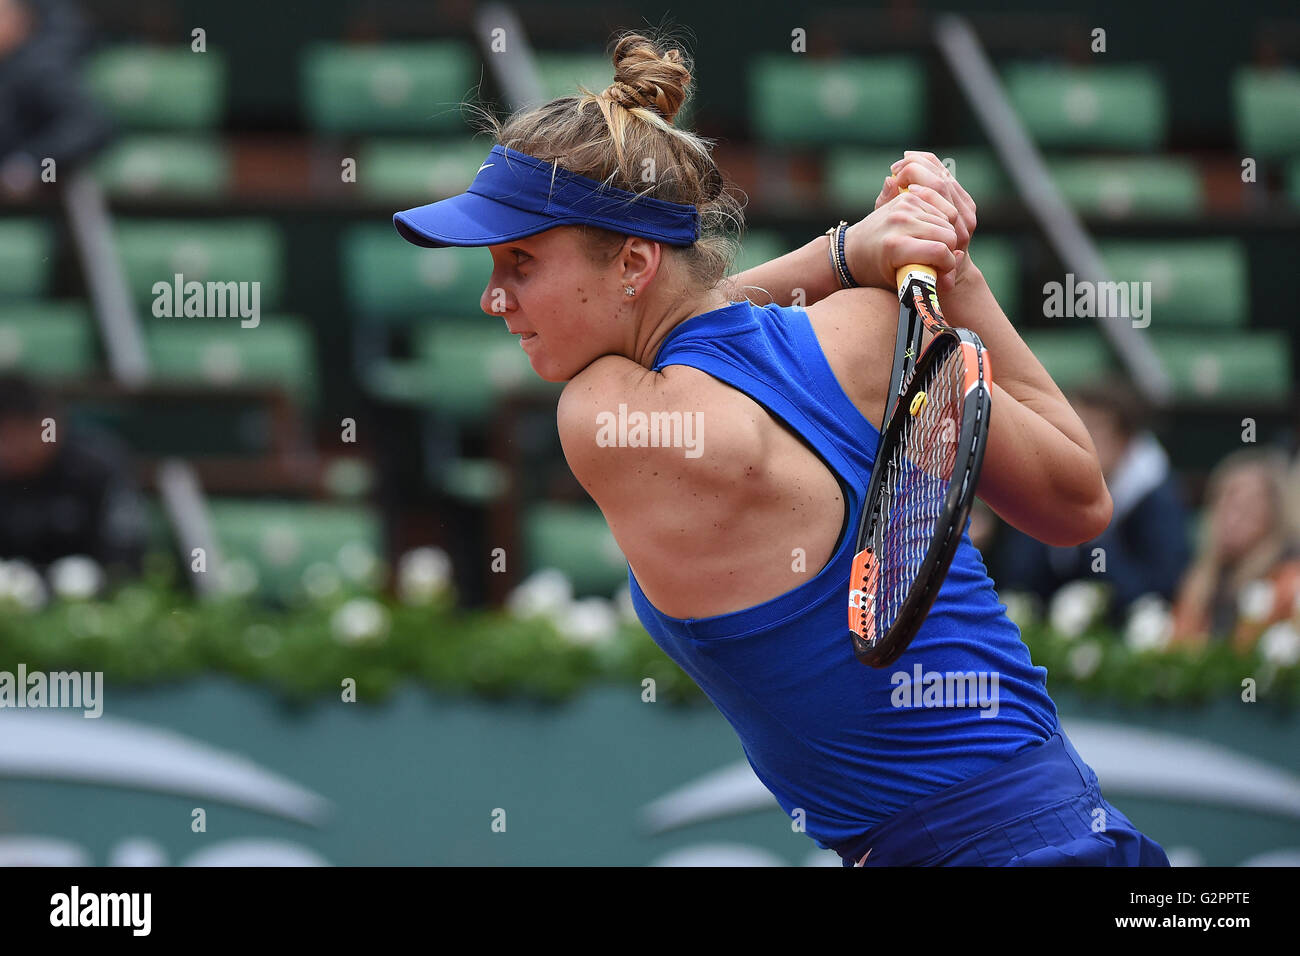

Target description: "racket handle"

left=894, top=186, right=939, bottom=294
left=896, top=264, right=937, bottom=293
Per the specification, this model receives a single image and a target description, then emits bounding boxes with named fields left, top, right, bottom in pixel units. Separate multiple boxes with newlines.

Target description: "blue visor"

left=393, top=145, right=700, bottom=248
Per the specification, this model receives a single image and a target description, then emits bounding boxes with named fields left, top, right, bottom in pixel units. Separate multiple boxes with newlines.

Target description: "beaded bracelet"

left=824, top=220, right=860, bottom=289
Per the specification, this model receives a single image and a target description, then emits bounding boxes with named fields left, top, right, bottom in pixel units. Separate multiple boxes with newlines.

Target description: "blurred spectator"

left=1170, top=448, right=1300, bottom=651
left=0, top=374, right=146, bottom=575
left=0, top=0, right=111, bottom=195
left=985, top=381, right=1191, bottom=624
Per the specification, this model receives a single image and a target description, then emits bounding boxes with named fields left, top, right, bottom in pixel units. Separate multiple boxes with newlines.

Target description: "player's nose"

left=480, top=279, right=516, bottom=317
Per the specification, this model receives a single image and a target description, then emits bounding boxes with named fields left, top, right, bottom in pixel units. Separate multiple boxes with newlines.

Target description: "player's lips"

left=509, top=328, right=538, bottom=342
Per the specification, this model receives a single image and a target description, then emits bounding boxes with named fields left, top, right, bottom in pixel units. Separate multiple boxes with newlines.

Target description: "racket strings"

left=868, top=346, right=966, bottom=640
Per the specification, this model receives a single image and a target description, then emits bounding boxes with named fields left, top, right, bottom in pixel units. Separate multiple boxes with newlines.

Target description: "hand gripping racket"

left=847, top=251, right=993, bottom=668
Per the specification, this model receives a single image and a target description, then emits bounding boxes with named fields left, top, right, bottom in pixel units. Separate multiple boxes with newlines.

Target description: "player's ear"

left=618, top=236, right=661, bottom=289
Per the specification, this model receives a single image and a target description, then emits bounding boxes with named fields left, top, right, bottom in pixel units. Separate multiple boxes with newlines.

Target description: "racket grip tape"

left=896, top=264, right=937, bottom=294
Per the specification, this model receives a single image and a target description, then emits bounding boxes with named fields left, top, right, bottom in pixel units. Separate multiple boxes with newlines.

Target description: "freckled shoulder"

left=557, top=354, right=763, bottom=510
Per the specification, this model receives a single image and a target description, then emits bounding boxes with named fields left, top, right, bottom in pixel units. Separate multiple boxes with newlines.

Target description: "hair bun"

left=603, top=33, right=691, bottom=123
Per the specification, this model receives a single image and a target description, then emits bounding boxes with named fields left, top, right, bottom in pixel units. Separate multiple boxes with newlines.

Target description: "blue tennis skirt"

left=836, top=727, right=1171, bottom=866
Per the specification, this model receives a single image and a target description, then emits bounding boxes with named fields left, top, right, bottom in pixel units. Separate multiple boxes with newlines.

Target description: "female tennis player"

left=392, top=31, right=1171, bottom=867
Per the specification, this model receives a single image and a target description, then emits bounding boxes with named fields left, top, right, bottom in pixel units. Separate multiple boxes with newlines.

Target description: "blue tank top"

left=627, top=298, right=1060, bottom=854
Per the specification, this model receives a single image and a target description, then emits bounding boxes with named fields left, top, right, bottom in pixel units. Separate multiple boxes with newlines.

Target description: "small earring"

left=624, top=286, right=636, bottom=297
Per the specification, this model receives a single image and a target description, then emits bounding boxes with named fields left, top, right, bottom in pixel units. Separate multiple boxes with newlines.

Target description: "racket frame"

left=848, top=274, right=992, bottom=668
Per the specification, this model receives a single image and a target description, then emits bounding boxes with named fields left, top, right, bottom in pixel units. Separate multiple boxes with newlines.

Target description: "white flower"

left=1067, top=641, right=1103, bottom=680
left=330, top=598, right=390, bottom=646
left=0, top=559, right=48, bottom=612
left=1049, top=581, right=1107, bottom=639
left=1259, top=622, right=1300, bottom=669
left=1238, top=579, right=1275, bottom=622
left=337, top=541, right=381, bottom=586
left=557, top=597, right=619, bottom=646
left=47, top=555, right=105, bottom=601
left=1124, top=594, right=1173, bottom=653
left=301, top=562, right=341, bottom=601
left=999, top=590, right=1039, bottom=629
left=505, top=568, right=573, bottom=621
left=260, top=525, right=301, bottom=568
left=218, top=558, right=259, bottom=598
left=396, top=547, right=453, bottom=605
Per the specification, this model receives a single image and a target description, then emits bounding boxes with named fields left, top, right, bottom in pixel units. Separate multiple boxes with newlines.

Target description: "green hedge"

left=1, top=557, right=1295, bottom=710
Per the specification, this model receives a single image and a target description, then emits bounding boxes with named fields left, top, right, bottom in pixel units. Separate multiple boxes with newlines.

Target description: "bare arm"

left=815, top=283, right=1110, bottom=547
left=727, top=234, right=842, bottom=307
left=855, top=151, right=1112, bottom=546
left=945, top=261, right=1113, bottom=546
left=727, top=196, right=959, bottom=308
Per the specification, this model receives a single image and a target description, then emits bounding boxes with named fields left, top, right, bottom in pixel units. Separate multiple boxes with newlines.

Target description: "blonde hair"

left=1172, top=447, right=1298, bottom=643
left=470, top=30, right=744, bottom=292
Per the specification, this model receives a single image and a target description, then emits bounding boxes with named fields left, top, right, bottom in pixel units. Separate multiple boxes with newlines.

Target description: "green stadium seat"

left=301, top=42, right=477, bottom=134
left=1044, top=156, right=1202, bottom=217
left=366, top=319, right=559, bottom=421
left=1003, top=63, right=1166, bottom=151
left=749, top=56, right=924, bottom=146
left=0, top=303, right=95, bottom=377
left=86, top=48, right=226, bottom=130
left=95, top=135, right=230, bottom=198
left=342, top=224, right=490, bottom=318
left=419, top=319, right=556, bottom=418
left=1232, top=67, right=1300, bottom=161
left=1018, top=330, right=1115, bottom=392
left=1023, top=330, right=1291, bottom=402
left=1096, top=240, right=1247, bottom=327
left=144, top=316, right=316, bottom=403
left=440, top=457, right=510, bottom=504
left=1017, top=330, right=1290, bottom=402
left=825, top=147, right=1010, bottom=208
left=0, top=219, right=53, bottom=299
left=523, top=501, right=628, bottom=596
left=536, top=52, right=613, bottom=100
left=207, top=499, right=382, bottom=600
left=115, top=219, right=284, bottom=310
left=356, top=139, right=491, bottom=202
left=824, top=148, right=897, bottom=208
left=1147, top=332, right=1291, bottom=402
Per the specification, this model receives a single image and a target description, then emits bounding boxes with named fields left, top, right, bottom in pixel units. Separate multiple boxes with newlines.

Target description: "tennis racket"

left=847, top=247, right=993, bottom=668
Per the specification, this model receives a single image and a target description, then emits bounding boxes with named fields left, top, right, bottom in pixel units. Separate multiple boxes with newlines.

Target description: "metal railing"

left=61, top=169, right=224, bottom=596
left=935, top=15, right=1173, bottom=407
